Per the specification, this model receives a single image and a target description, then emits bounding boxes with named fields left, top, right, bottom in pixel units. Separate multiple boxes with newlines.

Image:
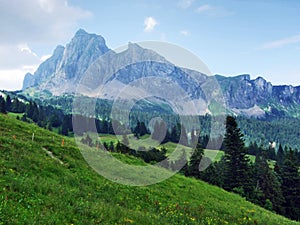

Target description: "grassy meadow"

left=0, top=114, right=299, bottom=224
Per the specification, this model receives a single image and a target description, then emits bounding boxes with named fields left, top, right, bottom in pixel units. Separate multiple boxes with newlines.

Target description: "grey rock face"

left=216, top=75, right=300, bottom=117
left=36, top=45, right=65, bottom=85
left=22, top=29, right=110, bottom=92
left=58, top=29, right=110, bottom=80
left=22, top=73, right=35, bottom=90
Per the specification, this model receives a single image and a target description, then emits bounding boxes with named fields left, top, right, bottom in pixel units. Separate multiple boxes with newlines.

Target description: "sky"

left=0, top=0, right=299, bottom=91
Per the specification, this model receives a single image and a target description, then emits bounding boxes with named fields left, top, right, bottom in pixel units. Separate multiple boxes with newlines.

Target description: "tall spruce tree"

left=179, top=125, right=188, bottom=146
left=134, top=121, right=141, bottom=138
left=5, top=95, right=11, bottom=112
left=223, top=116, right=250, bottom=194
left=276, top=144, right=285, bottom=165
left=254, top=150, right=284, bottom=214
left=177, top=148, right=188, bottom=175
left=280, top=149, right=300, bottom=220
left=0, top=96, right=6, bottom=114
left=187, top=143, right=204, bottom=178
left=134, top=121, right=149, bottom=138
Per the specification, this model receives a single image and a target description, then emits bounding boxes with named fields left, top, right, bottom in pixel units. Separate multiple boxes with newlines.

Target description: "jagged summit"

left=127, top=42, right=143, bottom=50
left=74, top=28, right=89, bottom=36
left=53, top=45, right=65, bottom=54
left=22, top=29, right=111, bottom=90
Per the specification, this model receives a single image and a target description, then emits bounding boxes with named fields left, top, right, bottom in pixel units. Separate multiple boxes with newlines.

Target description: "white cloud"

left=0, top=69, right=37, bottom=91
left=0, top=43, right=42, bottom=90
left=38, top=0, right=55, bottom=13
left=196, top=4, right=233, bottom=17
left=180, top=30, right=191, bottom=36
left=177, top=0, right=195, bottom=9
left=144, top=17, right=158, bottom=32
left=41, top=54, right=52, bottom=62
left=196, top=4, right=212, bottom=13
left=0, top=44, right=41, bottom=70
left=0, top=0, right=91, bottom=45
left=262, top=34, right=300, bottom=49
left=18, top=44, right=38, bottom=57
left=0, top=0, right=91, bottom=91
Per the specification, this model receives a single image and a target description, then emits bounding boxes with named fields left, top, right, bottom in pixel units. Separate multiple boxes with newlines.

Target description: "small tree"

left=187, top=143, right=204, bottom=178
left=133, top=121, right=141, bottom=138
left=177, top=148, right=188, bottom=175
left=120, top=134, right=130, bottom=154
left=134, top=121, right=149, bottom=138
left=179, top=125, right=188, bottom=147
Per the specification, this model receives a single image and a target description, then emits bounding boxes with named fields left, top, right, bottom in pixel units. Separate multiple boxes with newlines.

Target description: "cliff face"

left=22, top=73, right=35, bottom=90
left=22, top=29, right=110, bottom=92
left=215, top=75, right=300, bottom=117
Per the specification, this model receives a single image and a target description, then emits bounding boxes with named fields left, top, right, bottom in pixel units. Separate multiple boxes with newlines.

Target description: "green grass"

left=7, top=112, right=24, bottom=120
left=0, top=114, right=299, bottom=225
left=99, top=133, right=119, bottom=144
left=98, top=135, right=258, bottom=164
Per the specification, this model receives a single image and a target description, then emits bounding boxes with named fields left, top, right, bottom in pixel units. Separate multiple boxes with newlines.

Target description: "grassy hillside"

left=0, top=114, right=299, bottom=224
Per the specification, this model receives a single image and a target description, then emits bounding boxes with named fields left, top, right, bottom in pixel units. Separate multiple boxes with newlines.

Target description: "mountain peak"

left=128, top=42, right=143, bottom=49
left=75, top=28, right=89, bottom=36
left=70, top=29, right=107, bottom=50
left=53, top=45, right=65, bottom=55
left=22, top=73, right=35, bottom=90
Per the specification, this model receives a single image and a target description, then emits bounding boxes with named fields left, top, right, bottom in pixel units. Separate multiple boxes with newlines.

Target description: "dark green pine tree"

left=5, top=95, right=11, bottom=112
left=177, top=148, right=188, bottom=175
left=11, top=97, right=25, bottom=113
left=115, top=141, right=122, bottom=153
left=134, top=121, right=149, bottom=138
left=134, top=121, right=141, bottom=138
left=0, top=96, right=6, bottom=114
left=151, top=120, right=161, bottom=141
left=254, top=150, right=285, bottom=214
left=223, top=116, right=250, bottom=194
left=109, top=141, right=115, bottom=152
left=120, top=134, right=130, bottom=154
left=187, top=143, right=204, bottom=178
left=247, top=141, right=259, bottom=156
left=179, top=125, right=188, bottom=147
left=280, top=149, right=300, bottom=221
left=190, top=129, right=198, bottom=147
left=170, top=123, right=180, bottom=143
left=139, top=122, right=148, bottom=136
left=200, top=159, right=226, bottom=187
left=276, top=144, right=285, bottom=165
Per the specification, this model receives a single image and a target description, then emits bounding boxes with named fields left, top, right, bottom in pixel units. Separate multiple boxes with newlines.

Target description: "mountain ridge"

left=22, top=29, right=300, bottom=118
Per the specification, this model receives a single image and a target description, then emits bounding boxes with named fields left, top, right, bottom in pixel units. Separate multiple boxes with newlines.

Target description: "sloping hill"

left=0, top=114, right=298, bottom=224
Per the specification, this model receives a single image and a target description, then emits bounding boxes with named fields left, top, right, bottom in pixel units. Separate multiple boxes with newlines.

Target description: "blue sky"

left=0, top=0, right=299, bottom=90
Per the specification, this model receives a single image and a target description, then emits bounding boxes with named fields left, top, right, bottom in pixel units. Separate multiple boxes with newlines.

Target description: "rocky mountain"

left=23, top=29, right=110, bottom=94
left=22, top=29, right=300, bottom=118
left=216, top=75, right=300, bottom=117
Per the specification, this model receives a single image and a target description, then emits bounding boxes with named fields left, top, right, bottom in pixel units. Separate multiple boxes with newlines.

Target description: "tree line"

left=199, top=116, right=300, bottom=221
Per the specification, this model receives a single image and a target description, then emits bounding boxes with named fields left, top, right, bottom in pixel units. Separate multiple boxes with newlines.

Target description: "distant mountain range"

left=22, top=29, right=300, bottom=118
